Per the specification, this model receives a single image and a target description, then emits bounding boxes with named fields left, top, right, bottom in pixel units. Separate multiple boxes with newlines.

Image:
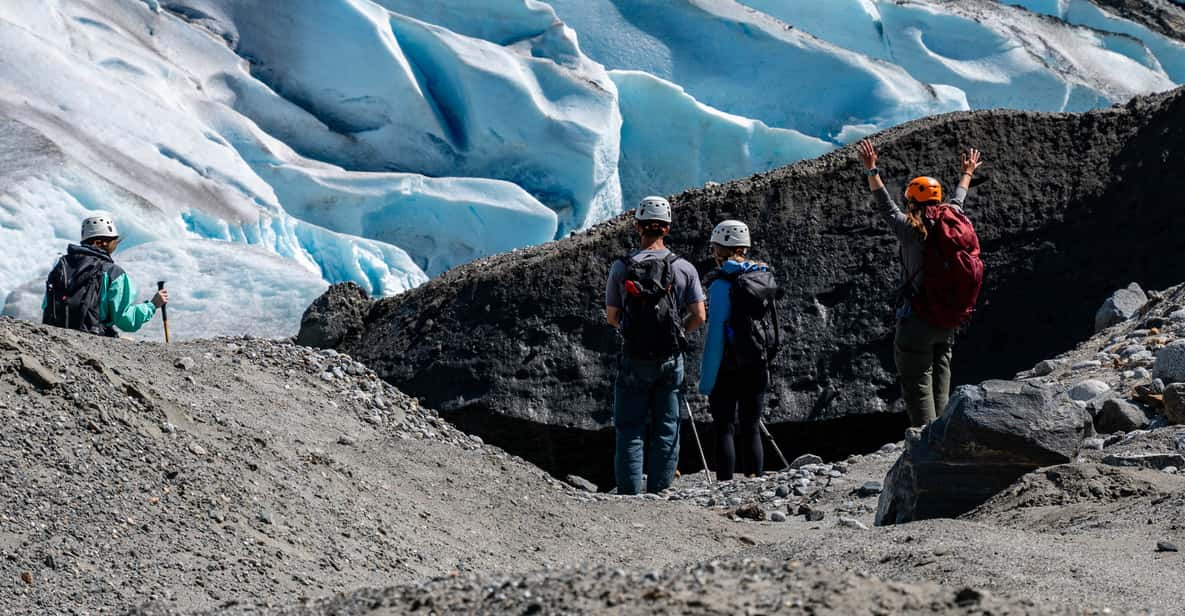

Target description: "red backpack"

left=911, top=204, right=983, bottom=329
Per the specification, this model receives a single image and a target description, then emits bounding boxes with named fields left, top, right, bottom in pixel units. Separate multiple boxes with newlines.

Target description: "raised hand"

left=858, top=139, right=878, bottom=170
left=961, top=148, right=982, bottom=175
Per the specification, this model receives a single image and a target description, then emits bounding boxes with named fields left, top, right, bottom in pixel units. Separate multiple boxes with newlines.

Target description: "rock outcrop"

left=876, top=380, right=1087, bottom=525
left=295, top=282, right=371, bottom=349
left=304, top=87, right=1185, bottom=482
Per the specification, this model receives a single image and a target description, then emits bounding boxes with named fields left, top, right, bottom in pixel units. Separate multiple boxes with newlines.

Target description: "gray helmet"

left=710, top=219, right=750, bottom=248
left=81, top=215, right=119, bottom=242
left=635, top=196, right=672, bottom=223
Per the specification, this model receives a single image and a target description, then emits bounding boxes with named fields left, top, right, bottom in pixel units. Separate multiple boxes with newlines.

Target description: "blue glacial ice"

left=1, top=0, right=1182, bottom=338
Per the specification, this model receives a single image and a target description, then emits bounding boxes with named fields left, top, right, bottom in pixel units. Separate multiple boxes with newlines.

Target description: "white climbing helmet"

left=635, top=196, right=672, bottom=224
left=711, top=220, right=750, bottom=248
left=80, top=214, right=119, bottom=242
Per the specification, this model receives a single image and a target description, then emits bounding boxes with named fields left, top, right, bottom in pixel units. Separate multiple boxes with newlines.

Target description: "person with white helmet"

left=42, top=214, right=168, bottom=337
left=604, top=196, right=706, bottom=495
left=699, top=220, right=778, bottom=480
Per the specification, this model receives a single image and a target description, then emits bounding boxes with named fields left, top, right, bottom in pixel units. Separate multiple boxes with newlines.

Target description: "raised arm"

left=858, top=140, right=910, bottom=233
left=858, top=139, right=885, bottom=192
left=951, top=148, right=983, bottom=207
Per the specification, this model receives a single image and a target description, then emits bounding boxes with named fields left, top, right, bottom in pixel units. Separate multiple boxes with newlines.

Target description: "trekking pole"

left=682, top=397, right=713, bottom=484
left=758, top=420, right=791, bottom=471
left=157, top=280, right=170, bottom=344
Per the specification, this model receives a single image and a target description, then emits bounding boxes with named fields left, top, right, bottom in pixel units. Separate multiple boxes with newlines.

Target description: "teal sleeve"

left=107, top=273, right=157, bottom=333
left=698, top=279, right=731, bottom=396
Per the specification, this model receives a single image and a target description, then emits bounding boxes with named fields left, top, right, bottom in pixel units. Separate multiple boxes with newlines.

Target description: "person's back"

left=604, top=196, right=706, bottom=495
left=698, top=220, right=776, bottom=481
left=856, top=140, right=983, bottom=426
left=43, top=214, right=168, bottom=337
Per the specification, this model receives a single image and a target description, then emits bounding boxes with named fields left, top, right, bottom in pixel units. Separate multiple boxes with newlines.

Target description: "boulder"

left=1095, top=398, right=1150, bottom=433
left=1161, top=383, right=1185, bottom=425
left=1153, top=340, right=1185, bottom=385
left=876, top=380, right=1087, bottom=525
left=1030, top=359, right=1064, bottom=377
left=296, top=283, right=373, bottom=350
left=1094, top=282, right=1147, bottom=332
left=1067, top=379, right=1110, bottom=402
left=789, top=454, right=823, bottom=469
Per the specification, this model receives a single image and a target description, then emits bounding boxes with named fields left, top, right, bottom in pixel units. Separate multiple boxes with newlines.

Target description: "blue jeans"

left=613, top=354, right=683, bottom=495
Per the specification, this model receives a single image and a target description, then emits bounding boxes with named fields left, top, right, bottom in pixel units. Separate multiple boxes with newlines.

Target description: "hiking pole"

left=157, top=280, right=170, bottom=344
left=682, top=397, right=713, bottom=484
left=758, top=420, right=791, bottom=471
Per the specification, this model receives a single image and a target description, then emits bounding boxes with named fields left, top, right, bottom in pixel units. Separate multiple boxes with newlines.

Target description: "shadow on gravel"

left=443, top=404, right=908, bottom=490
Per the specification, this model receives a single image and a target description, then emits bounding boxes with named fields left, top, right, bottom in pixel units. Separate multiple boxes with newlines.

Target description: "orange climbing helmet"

left=905, top=176, right=942, bottom=204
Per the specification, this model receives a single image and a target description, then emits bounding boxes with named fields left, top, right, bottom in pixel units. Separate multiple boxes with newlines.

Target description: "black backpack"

left=722, top=267, right=781, bottom=369
left=618, top=253, right=687, bottom=359
left=42, top=250, right=114, bottom=336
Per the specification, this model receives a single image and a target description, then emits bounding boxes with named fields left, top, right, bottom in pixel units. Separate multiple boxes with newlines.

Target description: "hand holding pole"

left=157, top=280, right=170, bottom=344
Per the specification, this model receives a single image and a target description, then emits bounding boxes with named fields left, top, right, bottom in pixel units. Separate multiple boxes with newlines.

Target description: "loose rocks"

left=1102, top=453, right=1185, bottom=470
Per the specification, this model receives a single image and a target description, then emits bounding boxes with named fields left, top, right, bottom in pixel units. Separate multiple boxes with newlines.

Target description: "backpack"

left=910, top=204, right=984, bottom=329
left=42, top=251, right=113, bottom=336
left=722, top=267, right=781, bottom=369
left=618, top=253, right=687, bottom=359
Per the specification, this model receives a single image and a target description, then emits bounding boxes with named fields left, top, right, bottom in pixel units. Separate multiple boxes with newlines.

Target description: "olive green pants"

left=894, top=314, right=955, bottom=427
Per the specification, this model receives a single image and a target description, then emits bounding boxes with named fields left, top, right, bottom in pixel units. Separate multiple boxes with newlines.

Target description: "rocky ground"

left=0, top=317, right=787, bottom=614
left=6, top=287, right=1185, bottom=614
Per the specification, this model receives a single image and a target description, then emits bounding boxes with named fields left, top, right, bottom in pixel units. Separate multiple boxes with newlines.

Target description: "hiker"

left=42, top=214, right=168, bottom=337
left=605, top=196, right=706, bottom=495
left=857, top=140, right=984, bottom=426
left=699, top=220, right=780, bottom=481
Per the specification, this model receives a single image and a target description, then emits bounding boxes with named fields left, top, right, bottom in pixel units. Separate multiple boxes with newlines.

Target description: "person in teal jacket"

left=42, top=215, right=168, bottom=337
left=699, top=220, right=769, bottom=481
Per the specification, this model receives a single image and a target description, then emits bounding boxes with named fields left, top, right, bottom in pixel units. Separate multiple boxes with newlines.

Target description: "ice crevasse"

left=0, top=0, right=1181, bottom=338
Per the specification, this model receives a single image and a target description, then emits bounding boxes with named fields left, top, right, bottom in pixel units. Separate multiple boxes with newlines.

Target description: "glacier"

left=1, top=0, right=1182, bottom=338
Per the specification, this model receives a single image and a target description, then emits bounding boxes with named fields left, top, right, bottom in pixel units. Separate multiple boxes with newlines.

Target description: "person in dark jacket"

left=699, top=220, right=770, bottom=480
left=42, top=214, right=168, bottom=337
left=856, top=140, right=982, bottom=426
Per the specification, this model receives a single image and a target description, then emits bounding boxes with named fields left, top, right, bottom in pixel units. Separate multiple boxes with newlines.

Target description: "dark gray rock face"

left=1095, top=283, right=1148, bottom=332
left=1091, top=0, right=1185, bottom=42
left=876, top=380, right=1087, bottom=525
left=318, top=88, right=1185, bottom=484
left=296, top=282, right=371, bottom=350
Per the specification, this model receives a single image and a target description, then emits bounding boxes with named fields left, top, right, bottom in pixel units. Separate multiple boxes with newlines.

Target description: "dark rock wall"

left=322, top=88, right=1185, bottom=484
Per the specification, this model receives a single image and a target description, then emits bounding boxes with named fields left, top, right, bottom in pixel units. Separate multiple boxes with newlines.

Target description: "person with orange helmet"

left=856, top=140, right=983, bottom=426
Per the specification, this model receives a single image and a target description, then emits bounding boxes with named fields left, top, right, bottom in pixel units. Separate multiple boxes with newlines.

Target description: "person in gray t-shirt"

left=858, top=139, right=983, bottom=428
left=604, top=196, right=706, bottom=495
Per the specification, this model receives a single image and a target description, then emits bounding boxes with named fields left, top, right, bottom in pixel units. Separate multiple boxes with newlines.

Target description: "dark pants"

left=894, top=313, right=955, bottom=427
left=709, top=368, right=767, bottom=481
left=613, top=354, right=683, bottom=495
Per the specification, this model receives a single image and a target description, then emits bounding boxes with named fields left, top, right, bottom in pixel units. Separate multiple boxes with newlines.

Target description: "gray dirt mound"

left=131, top=559, right=1061, bottom=616
left=971, top=463, right=1173, bottom=512
left=0, top=317, right=786, bottom=614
